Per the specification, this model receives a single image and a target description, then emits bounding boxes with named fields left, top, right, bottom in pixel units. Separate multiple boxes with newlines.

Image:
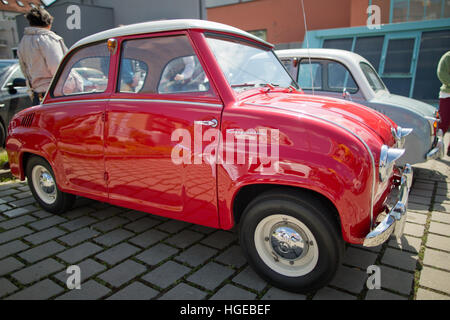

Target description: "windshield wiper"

left=231, top=83, right=256, bottom=88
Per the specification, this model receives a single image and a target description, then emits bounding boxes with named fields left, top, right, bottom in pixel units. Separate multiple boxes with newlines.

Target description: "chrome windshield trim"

left=245, top=102, right=377, bottom=230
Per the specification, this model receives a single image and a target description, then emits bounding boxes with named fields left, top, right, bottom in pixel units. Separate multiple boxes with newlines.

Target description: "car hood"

left=371, top=91, right=437, bottom=118
left=242, top=91, right=396, bottom=146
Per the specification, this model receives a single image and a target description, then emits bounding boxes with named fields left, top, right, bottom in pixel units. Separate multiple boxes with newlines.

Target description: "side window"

left=118, top=35, right=212, bottom=96
left=280, top=58, right=298, bottom=79
left=327, top=61, right=358, bottom=93
left=3, top=67, right=24, bottom=89
left=298, top=61, right=323, bottom=90
left=53, top=42, right=109, bottom=97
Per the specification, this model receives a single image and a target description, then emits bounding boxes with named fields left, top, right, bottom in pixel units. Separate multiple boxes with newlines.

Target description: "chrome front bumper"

left=426, top=129, right=444, bottom=160
left=363, top=164, right=413, bottom=247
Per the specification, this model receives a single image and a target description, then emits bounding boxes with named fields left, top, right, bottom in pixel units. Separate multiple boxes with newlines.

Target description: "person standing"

left=18, top=7, right=68, bottom=105
left=437, top=51, right=450, bottom=156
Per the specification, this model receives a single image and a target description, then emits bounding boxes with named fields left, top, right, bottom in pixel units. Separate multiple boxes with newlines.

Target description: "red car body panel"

left=6, top=27, right=398, bottom=244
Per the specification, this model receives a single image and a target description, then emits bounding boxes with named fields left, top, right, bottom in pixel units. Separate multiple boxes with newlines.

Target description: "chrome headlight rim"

left=379, top=145, right=406, bottom=182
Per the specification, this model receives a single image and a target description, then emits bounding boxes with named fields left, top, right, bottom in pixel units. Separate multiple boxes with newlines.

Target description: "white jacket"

left=18, top=27, right=68, bottom=94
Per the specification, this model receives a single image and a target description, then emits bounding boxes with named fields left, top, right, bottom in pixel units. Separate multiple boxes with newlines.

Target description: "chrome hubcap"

left=32, top=165, right=57, bottom=205
left=255, top=214, right=319, bottom=277
left=270, top=223, right=309, bottom=261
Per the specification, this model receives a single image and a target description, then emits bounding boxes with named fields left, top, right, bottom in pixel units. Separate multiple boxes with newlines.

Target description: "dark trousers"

left=32, top=92, right=45, bottom=106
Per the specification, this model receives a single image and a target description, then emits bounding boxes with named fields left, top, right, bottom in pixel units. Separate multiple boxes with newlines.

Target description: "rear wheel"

left=26, top=156, right=75, bottom=214
left=239, top=190, right=344, bottom=293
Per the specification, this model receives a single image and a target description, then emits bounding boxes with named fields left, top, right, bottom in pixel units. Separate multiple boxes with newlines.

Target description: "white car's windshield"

left=360, top=62, right=387, bottom=93
left=206, top=36, right=298, bottom=92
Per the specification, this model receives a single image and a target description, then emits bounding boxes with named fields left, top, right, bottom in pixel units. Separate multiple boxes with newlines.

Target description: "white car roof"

left=71, top=19, right=273, bottom=50
left=276, top=48, right=370, bottom=66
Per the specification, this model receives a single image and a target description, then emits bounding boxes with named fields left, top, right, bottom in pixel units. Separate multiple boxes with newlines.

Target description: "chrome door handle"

left=194, top=119, right=218, bottom=128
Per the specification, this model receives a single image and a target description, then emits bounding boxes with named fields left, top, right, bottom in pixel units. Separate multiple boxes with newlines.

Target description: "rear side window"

left=53, top=42, right=110, bottom=97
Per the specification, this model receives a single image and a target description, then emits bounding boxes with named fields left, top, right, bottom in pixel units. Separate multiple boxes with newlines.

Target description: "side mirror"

left=7, top=78, right=26, bottom=95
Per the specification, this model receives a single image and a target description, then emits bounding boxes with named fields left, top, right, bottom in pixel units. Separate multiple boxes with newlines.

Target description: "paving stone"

left=406, top=212, right=428, bottom=225
left=98, top=260, right=147, bottom=288
left=423, top=248, right=450, bottom=271
left=0, top=196, right=15, bottom=204
left=379, top=265, right=414, bottom=295
left=261, top=287, right=307, bottom=300
left=429, top=221, right=450, bottom=236
left=187, top=262, right=234, bottom=291
left=175, top=244, right=218, bottom=267
left=54, top=259, right=107, bottom=284
left=107, top=281, right=159, bottom=300
left=350, top=243, right=383, bottom=253
left=313, top=287, right=356, bottom=300
left=0, top=189, right=20, bottom=197
left=120, top=210, right=148, bottom=222
left=232, top=266, right=267, bottom=292
left=215, top=245, right=247, bottom=268
left=0, top=240, right=29, bottom=259
left=410, top=188, right=433, bottom=198
left=0, top=204, right=13, bottom=212
left=24, top=227, right=66, bottom=245
left=129, top=229, right=168, bottom=248
left=330, top=266, right=367, bottom=294
left=200, top=231, right=237, bottom=250
left=343, top=247, right=377, bottom=269
left=419, top=267, right=450, bottom=294
left=58, top=227, right=100, bottom=246
left=94, top=229, right=134, bottom=247
left=8, top=197, right=37, bottom=208
left=0, top=215, right=36, bottom=230
left=13, top=191, right=33, bottom=199
left=403, top=222, right=425, bottom=238
left=158, top=283, right=207, bottom=300
left=2, top=207, right=31, bottom=218
left=60, top=207, right=95, bottom=219
left=0, top=226, right=33, bottom=244
left=95, top=242, right=141, bottom=265
left=0, top=278, right=18, bottom=297
left=142, top=261, right=191, bottom=289
left=57, top=242, right=104, bottom=264
left=381, top=248, right=418, bottom=271
left=123, top=217, right=160, bottom=233
left=189, top=224, right=217, bottom=235
left=0, top=257, right=25, bottom=276
left=29, top=216, right=67, bottom=231
left=56, top=280, right=110, bottom=300
left=60, top=216, right=98, bottom=232
left=365, top=289, right=407, bottom=300
left=157, top=220, right=190, bottom=234
left=12, top=258, right=65, bottom=285
left=426, top=234, right=450, bottom=252
left=416, top=288, right=450, bottom=300
left=90, top=207, right=123, bottom=220
left=18, top=241, right=66, bottom=263
left=6, top=279, right=64, bottom=300
left=388, top=235, right=422, bottom=254
left=431, top=212, right=450, bottom=224
left=210, top=284, right=257, bottom=300
left=92, top=217, right=128, bottom=232
left=31, top=210, right=53, bottom=219
left=135, top=243, right=178, bottom=266
left=165, top=230, right=204, bottom=249
left=408, top=194, right=432, bottom=206
left=433, top=202, right=450, bottom=213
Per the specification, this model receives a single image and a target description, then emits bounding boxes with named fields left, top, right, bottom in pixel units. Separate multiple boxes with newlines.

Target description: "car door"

left=296, top=59, right=365, bottom=103
left=46, top=42, right=112, bottom=200
left=106, top=33, right=223, bottom=228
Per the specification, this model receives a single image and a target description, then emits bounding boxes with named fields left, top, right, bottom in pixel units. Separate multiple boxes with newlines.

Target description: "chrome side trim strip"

left=43, top=98, right=222, bottom=109
left=245, top=102, right=377, bottom=229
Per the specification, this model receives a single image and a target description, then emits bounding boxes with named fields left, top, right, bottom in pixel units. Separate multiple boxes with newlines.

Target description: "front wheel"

left=239, top=190, right=344, bottom=293
left=26, top=156, right=75, bottom=214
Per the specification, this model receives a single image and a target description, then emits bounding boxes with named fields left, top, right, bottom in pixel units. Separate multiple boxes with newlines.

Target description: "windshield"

left=205, top=36, right=298, bottom=92
left=360, top=62, right=387, bottom=93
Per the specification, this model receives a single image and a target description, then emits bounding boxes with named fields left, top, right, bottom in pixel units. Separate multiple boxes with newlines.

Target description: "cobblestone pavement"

left=0, top=151, right=449, bottom=300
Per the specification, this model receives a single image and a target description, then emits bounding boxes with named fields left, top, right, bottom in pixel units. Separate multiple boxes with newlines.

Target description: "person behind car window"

left=160, top=56, right=196, bottom=93
left=18, top=7, right=68, bottom=106
left=120, top=58, right=139, bottom=92
left=437, top=51, right=450, bottom=156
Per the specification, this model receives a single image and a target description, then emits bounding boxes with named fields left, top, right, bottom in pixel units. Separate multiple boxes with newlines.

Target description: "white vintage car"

left=276, top=48, right=444, bottom=166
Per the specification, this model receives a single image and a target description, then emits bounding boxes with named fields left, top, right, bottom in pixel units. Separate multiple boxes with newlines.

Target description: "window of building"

left=323, top=38, right=353, bottom=51
left=353, top=36, right=384, bottom=71
left=53, top=42, right=110, bottom=97
left=391, top=0, right=449, bottom=22
left=383, top=38, right=415, bottom=74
